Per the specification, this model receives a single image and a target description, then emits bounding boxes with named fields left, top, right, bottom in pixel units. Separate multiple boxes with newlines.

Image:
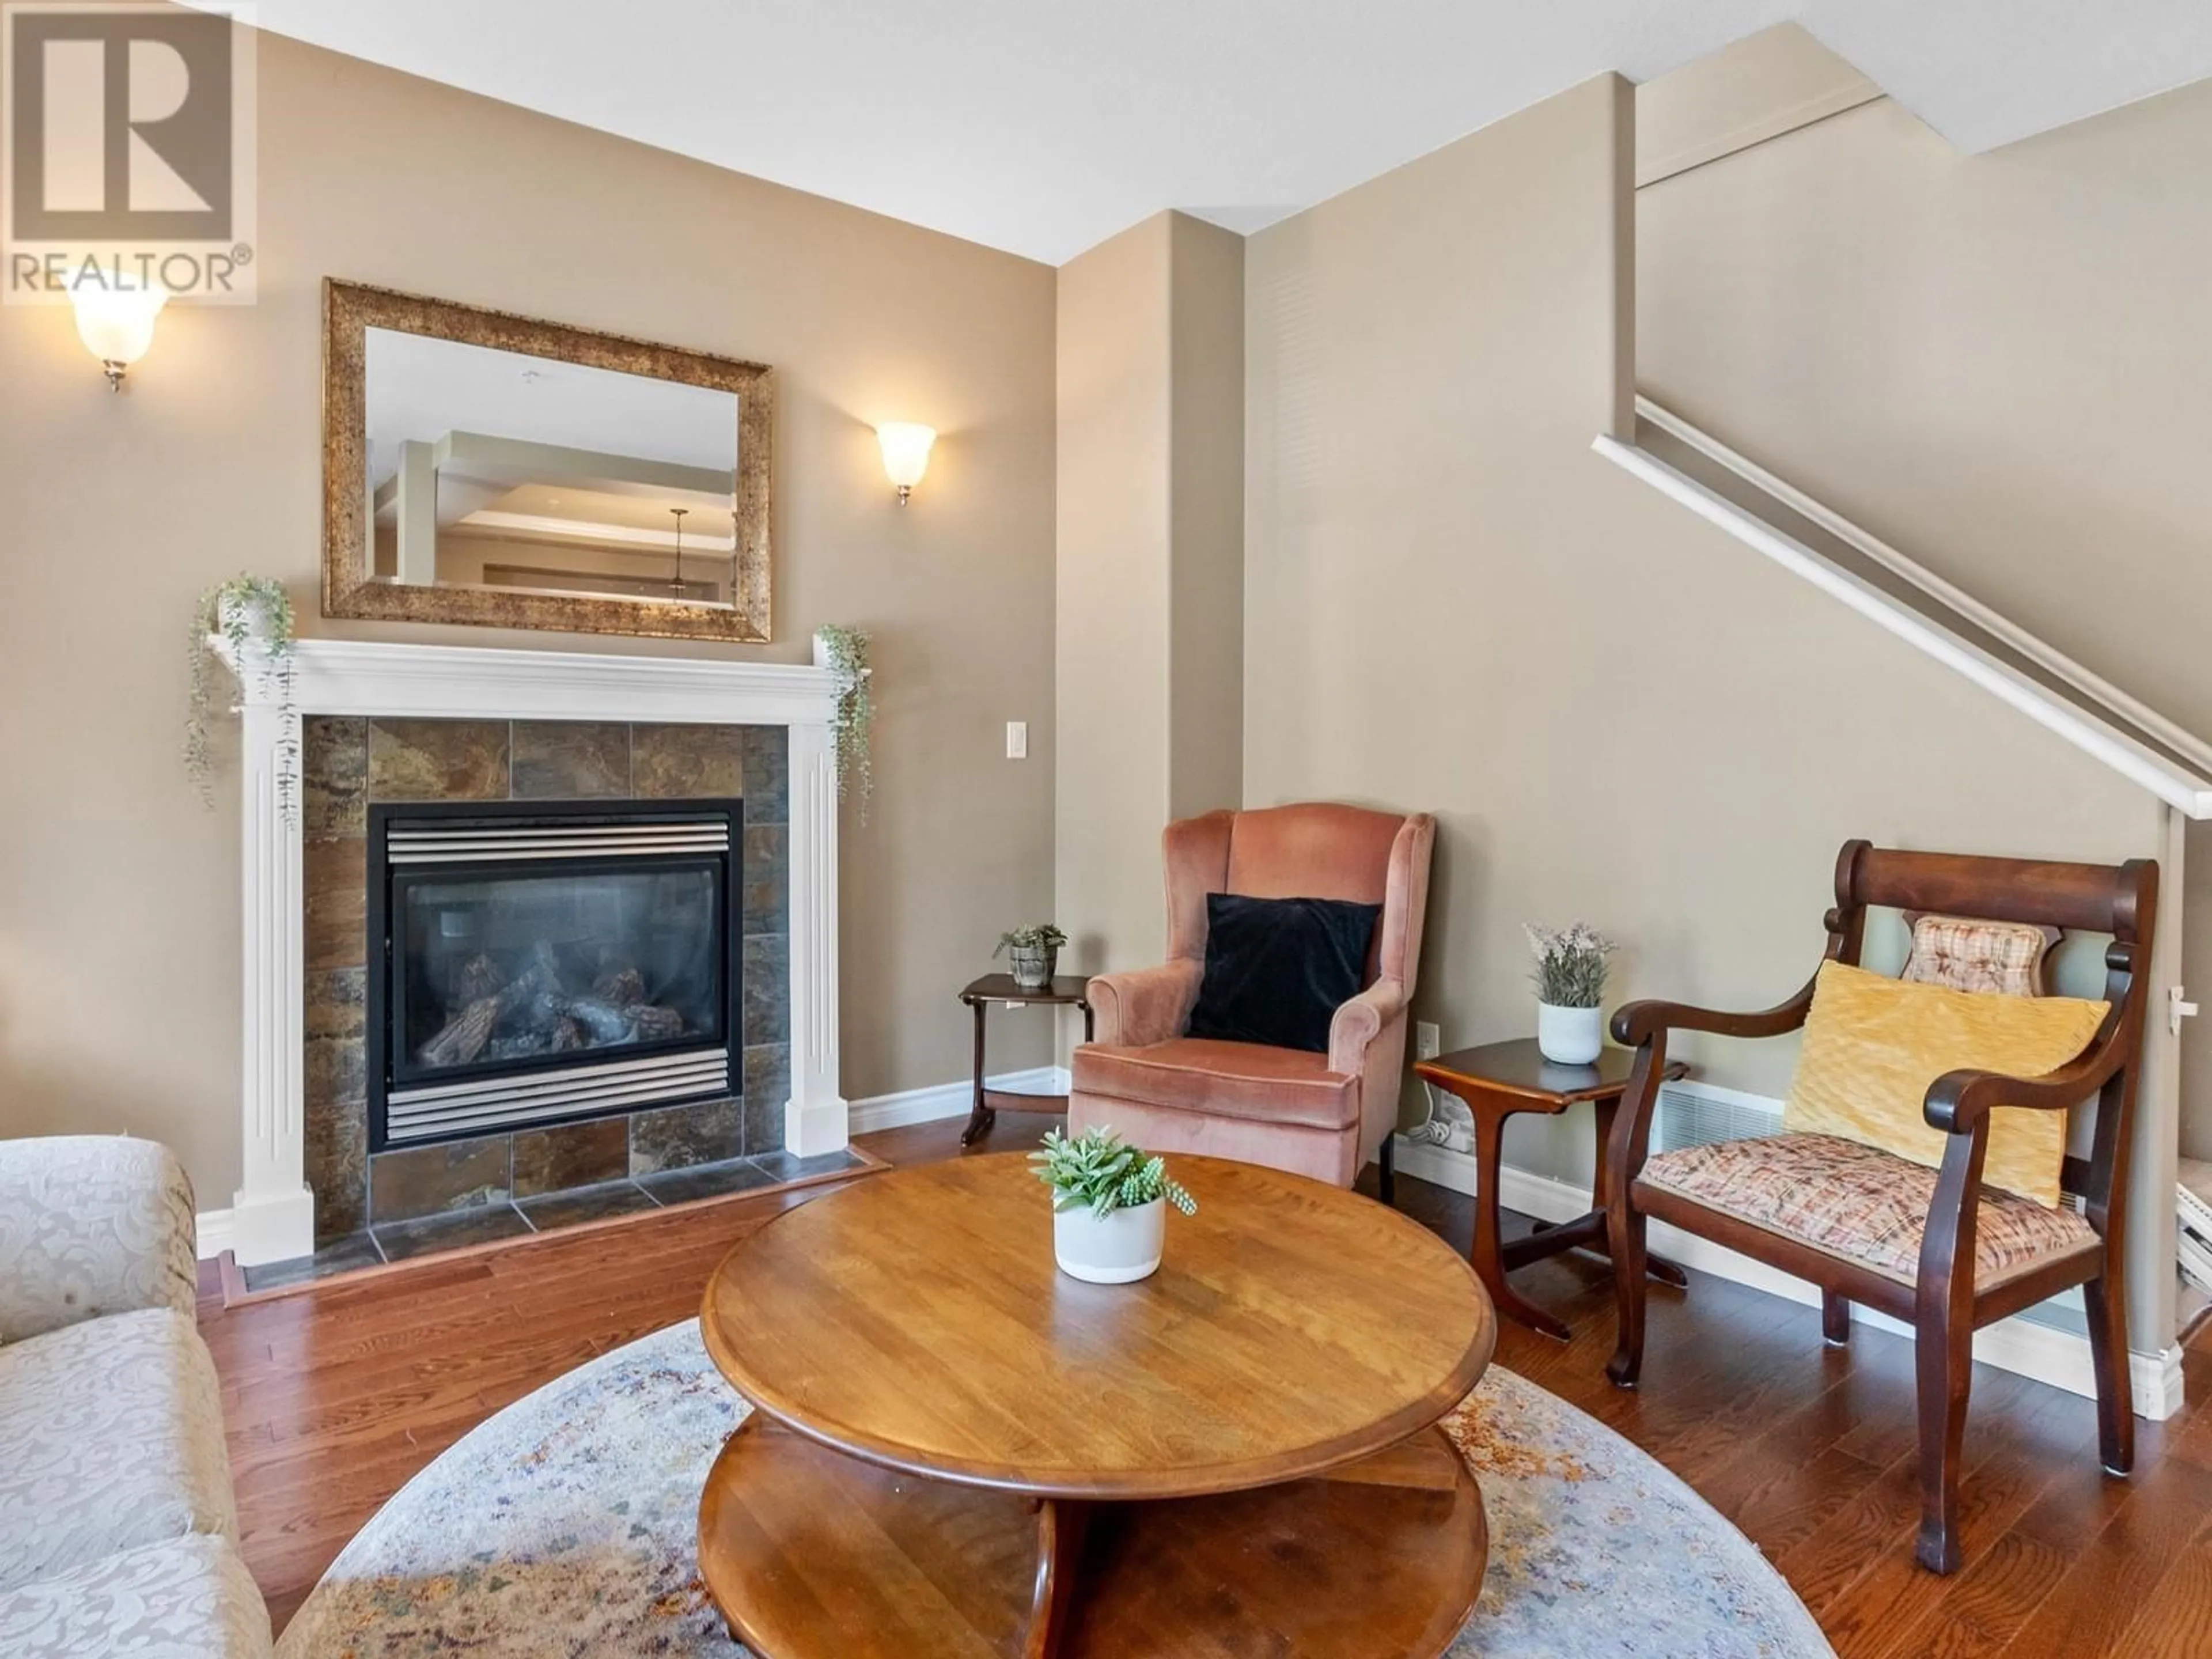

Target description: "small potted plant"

left=813, top=624, right=873, bottom=821
left=995, top=923, right=1067, bottom=990
left=1031, top=1126, right=1197, bottom=1284
left=1526, top=921, right=1616, bottom=1065
left=187, top=574, right=300, bottom=826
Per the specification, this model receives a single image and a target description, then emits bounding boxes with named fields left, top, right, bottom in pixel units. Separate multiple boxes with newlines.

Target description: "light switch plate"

left=1006, top=721, right=1028, bottom=759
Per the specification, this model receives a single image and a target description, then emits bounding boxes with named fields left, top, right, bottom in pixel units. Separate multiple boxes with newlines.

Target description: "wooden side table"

left=1413, top=1037, right=1689, bottom=1341
left=958, top=973, right=1094, bottom=1146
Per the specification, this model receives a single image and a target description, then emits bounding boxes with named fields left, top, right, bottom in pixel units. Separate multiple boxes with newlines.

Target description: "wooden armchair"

left=1603, top=841, right=2157, bottom=1574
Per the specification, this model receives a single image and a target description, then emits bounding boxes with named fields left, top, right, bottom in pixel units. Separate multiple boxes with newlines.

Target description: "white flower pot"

left=1537, top=1001, right=1604, bottom=1066
left=218, top=590, right=283, bottom=648
left=1053, top=1198, right=1165, bottom=1284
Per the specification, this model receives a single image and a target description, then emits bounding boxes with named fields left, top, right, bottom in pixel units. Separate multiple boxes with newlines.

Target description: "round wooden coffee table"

left=698, top=1153, right=1496, bottom=1658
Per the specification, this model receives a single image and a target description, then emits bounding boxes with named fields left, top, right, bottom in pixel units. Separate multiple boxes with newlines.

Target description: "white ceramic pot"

left=217, top=589, right=284, bottom=648
left=1537, top=1001, right=1604, bottom=1066
left=1053, top=1198, right=1165, bottom=1284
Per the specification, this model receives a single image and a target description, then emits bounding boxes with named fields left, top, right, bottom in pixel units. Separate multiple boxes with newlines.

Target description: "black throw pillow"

left=1185, top=892, right=1382, bottom=1054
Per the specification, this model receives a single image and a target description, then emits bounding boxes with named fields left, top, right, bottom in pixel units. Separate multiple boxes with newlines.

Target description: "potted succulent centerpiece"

left=995, top=922, right=1067, bottom=990
left=1032, top=1126, right=1198, bottom=1285
left=1526, top=921, right=1616, bottom=1066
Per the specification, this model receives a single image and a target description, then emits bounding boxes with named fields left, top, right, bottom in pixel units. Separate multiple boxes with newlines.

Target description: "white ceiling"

left=237, top=1, right=2212, bottom=264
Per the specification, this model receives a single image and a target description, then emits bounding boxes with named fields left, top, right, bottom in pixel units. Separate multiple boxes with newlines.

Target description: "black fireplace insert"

left=366, top=798, right=742, bottom=1151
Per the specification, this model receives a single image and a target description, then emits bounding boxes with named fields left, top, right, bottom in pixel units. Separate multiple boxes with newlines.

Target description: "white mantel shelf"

left=217, top=634, right=849, bottom=1266
left=251, top=638, right=846, bottom=726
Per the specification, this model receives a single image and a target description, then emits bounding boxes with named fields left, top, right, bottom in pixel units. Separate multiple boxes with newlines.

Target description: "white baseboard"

left=848, top=1067, right=1070, bottom=1135
left=1393, top=1135, right=2185, bottom=1422
left=194, top=1208, right=234, bottom=1262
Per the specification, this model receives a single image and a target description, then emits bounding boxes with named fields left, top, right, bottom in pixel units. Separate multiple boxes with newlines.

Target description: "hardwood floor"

left=199, top=1109, right=2212, bottom=1651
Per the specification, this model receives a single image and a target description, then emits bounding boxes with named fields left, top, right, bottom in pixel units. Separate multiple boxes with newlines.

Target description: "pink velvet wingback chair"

left=1069, top=803, right=1437, bottom=1196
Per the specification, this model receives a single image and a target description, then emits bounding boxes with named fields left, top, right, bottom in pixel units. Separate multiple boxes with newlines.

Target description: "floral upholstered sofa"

left=0, top=1137, right=272, bottom=1657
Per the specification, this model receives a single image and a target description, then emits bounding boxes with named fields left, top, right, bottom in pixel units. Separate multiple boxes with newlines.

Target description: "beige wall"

left=1166, top=218, right=1247, bottom=823
left=0, top=32, right=1058, bottom=1205
left=1639, top=81, right=2212, bottom=740
left=1637, top=71, right=2212, bottom=1158
left=1242, top=67, right=2164, bottom=1214
left=1055, top=214, right=1174, bottom=975
left=1055, top=211, right=1244, bottom=986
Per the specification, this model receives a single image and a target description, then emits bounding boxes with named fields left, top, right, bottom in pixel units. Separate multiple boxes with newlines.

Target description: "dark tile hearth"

left=238, top=1229, right=384, bottom=1294
left=374, top=1203, right=535, bottom=1262
left=230, top=1148, right=875, bottom=1297
left=517, top=1179, right=660, bottom=1230
left=634, top=1156, right=778, bottom=1206
left=749, top=1147, right=869, bottom=1185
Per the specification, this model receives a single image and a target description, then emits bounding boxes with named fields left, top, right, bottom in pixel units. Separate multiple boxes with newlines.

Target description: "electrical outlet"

left=1415, top=1021, right=1441, bottom=1060
left=1006, top=721, right=1028, bottom=760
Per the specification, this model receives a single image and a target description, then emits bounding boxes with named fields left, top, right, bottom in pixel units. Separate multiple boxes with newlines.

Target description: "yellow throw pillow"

left=1783, top=960, right=2108, bottom=1208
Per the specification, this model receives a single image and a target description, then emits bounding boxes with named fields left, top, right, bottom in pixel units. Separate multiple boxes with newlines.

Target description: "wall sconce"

left=71, top=283, right=167, bottom=391
left=876, top=423, right=937, bottom=505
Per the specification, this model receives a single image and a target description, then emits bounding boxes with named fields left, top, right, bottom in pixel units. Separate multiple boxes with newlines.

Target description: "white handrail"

left=1637, top=395, right=2212, bottom=778
left=1593, top=430, right=2212, bottom=820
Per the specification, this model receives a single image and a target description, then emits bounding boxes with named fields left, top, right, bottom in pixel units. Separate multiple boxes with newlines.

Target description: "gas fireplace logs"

left=416, top=943, right=694, bottom=1069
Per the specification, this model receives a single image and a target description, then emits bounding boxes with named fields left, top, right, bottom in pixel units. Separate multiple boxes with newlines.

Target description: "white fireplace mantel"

left=217, top=634, right=849, bottom=1266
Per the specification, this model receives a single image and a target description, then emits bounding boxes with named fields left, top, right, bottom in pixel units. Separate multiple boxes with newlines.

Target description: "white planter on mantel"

left=217, top=589, right=285, bottom=647
left=210, top=634, right=852, bottom=1266
left=1536, top=1002, right=1604, bottom=1066
left=1054, top=1199, right=1166, bottom=1284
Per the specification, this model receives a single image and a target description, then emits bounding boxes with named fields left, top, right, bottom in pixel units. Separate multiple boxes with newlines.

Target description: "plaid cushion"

left=1638, top=1132, right=2098, bottom=1289
left=1900, top=915, right=2053, bottom=997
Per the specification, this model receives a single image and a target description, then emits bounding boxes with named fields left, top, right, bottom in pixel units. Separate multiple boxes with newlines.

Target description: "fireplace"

left=218, top=636, right=846, bottom=1268
left=368, top=799, right=742, bottom=1150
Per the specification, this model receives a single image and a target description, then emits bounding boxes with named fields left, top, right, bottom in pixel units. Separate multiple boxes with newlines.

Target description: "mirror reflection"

left=363, top=329, right=745, bottom=607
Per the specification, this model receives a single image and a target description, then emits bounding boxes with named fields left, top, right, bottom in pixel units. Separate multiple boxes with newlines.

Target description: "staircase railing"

left=1594, top=397, right=2212, bottom=819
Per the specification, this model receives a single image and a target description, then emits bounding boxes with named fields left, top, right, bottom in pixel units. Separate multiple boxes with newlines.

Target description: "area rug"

left=275, top=1321, right=1831, bottom=1658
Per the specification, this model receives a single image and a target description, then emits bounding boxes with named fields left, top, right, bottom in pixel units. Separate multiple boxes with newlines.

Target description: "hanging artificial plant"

left=187, top=574, right=300, bottom=828
left=815, top=624, right=874, bottom=821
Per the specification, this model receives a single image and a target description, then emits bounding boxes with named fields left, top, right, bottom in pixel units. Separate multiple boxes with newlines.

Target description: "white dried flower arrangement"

left=1525, top=921, right=1616, bottom=1009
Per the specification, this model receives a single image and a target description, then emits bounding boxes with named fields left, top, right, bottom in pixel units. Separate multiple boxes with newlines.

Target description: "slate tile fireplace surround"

left=303, top=716, right=791, bottom=1244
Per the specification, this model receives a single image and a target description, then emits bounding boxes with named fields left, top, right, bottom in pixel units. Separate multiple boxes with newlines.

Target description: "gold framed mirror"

left=322, top=281, right=772, bottom=642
